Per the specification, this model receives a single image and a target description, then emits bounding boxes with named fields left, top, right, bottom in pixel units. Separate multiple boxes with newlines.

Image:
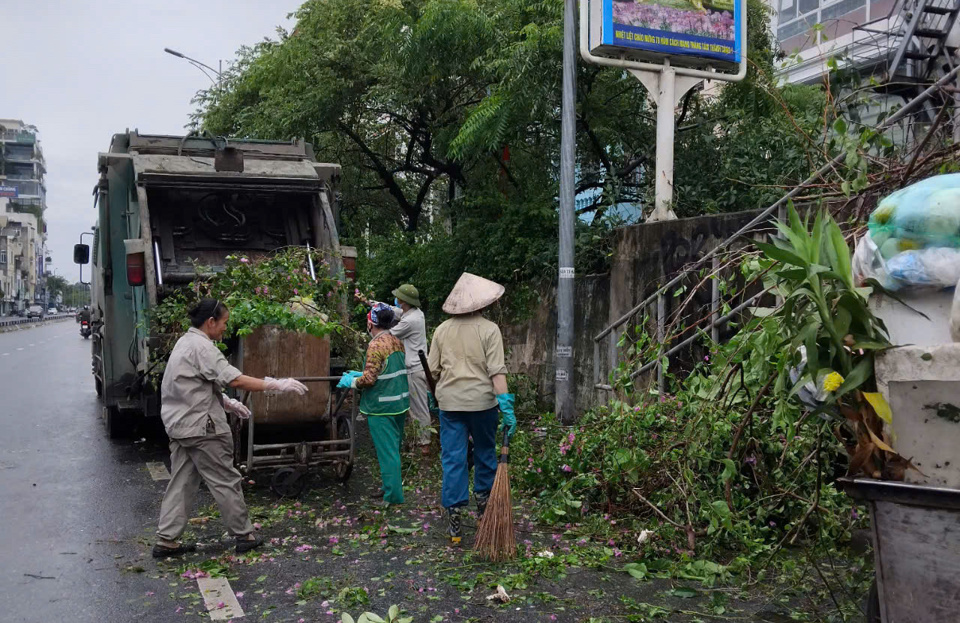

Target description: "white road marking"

left=16, top=348, right=23, bottom=351
left=28, top=344, right=34, bottom=347
left=1, top=353, right=8, bottom=357
left=146, top=462, right=171, bottom=481
left=197, top=577, right=244, bottom=620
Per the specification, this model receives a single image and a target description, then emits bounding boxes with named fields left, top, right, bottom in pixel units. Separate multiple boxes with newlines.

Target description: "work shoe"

left=235, top=534, right=264, bottom=554
left=446, top=507, right=463, bottom=545
left=475, top=491, right=490, bottom=520
left=151, top=542, right=197, bottom=559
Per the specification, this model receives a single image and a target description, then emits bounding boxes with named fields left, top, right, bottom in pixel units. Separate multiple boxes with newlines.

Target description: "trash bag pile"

left=853, top=173, right=960, bottom=291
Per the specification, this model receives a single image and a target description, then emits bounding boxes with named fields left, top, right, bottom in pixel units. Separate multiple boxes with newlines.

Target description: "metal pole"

left=710, top=254, right=719, bottom=344
left=650, top=61, right=678, bottom=222
left=656, top=292, right=665, bottom=394
left=555, top=0, right=577, bottom=424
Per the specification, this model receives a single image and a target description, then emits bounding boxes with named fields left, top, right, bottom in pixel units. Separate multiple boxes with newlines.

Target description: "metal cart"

left=232, top=377, right=356, bottom=497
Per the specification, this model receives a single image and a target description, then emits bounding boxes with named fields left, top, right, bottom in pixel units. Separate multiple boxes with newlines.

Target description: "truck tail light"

left=127, top=252, right=146, bottom=287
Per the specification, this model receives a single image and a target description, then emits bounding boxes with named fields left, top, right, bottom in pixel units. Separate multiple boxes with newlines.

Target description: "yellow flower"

left=823, top=372, right=844, bottom=393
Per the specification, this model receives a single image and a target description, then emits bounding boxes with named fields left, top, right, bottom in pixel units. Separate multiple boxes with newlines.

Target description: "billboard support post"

left=629, top=64, right=704, bottom=221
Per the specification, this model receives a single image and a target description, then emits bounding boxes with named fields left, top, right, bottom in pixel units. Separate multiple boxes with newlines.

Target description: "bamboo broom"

left=474, top=431, right=516, bottom=561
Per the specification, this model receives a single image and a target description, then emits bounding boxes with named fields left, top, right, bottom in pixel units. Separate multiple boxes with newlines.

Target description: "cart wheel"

left=333, top=414, right=354, bottom=482
left=270, top=467, right=307, bottom=498
left=866, top=578, right=880, bottom=623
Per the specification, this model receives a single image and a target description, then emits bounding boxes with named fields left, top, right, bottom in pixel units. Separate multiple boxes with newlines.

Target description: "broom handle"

left=418, top=349, right=438, bottom=395
left=500, top=430, right=510, bottom=462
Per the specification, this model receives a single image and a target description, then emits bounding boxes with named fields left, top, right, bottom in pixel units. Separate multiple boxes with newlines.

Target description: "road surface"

left=0, top=319, right=166, bottom=622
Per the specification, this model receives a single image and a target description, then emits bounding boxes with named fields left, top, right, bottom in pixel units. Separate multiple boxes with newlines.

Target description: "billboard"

left=589, top=0, right=742, bottom=68
left=0, top=185, right=18, bottom=198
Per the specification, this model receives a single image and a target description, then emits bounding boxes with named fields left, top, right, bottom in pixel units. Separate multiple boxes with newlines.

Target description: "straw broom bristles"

left=474, top=433, right=516, bottom=561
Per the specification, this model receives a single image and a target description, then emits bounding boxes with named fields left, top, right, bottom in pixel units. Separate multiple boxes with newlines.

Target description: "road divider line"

left=197, top=577, right=244, bottom=620
left=146, top=462, right=171, bottom=481
left=16, top=348, right=23, bottom=351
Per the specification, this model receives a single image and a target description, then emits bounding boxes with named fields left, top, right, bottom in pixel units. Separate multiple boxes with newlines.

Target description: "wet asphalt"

left=0, top=320, right=167, bottom=622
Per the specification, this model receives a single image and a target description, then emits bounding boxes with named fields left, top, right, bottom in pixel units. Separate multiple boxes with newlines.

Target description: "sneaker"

left=475, top=491, right=490, bottom=520
left=446, top=507, right=462, bottom=544
left=235, top=534, right=264, bottom=554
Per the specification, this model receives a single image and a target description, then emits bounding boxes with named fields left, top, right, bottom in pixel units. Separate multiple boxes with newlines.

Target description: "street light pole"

left=555, top=0, right=577, bottom=424
left=164, top=47, right=222, bottom=94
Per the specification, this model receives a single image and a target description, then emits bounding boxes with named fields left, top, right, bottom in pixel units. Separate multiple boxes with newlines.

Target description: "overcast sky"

left=0, top=0, right=302, bottom=282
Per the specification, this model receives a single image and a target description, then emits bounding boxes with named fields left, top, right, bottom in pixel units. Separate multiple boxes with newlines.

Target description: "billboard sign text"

left=589, top=0, right=742, bottom=68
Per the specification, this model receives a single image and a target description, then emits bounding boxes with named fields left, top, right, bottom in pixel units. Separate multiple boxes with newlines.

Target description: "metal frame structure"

left=591, top=64, right=960, bottom=395
left=237, top=377, right=357, bottom=495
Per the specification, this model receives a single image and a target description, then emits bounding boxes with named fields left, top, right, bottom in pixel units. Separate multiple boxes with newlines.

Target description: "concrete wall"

left=504, top=209, right=764, bottom=412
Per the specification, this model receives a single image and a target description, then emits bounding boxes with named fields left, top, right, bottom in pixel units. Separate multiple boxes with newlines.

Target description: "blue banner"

left=0, top=185, right=18, bottom=198
left=601, top=0, right=740, bottom=65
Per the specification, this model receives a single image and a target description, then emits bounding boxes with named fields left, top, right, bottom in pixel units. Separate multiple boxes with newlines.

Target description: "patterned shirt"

left=356, top=331, right=406, bottom=390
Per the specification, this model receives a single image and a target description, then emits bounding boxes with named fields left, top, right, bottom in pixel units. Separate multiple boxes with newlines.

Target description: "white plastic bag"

left=853, top=233, right=890, bottom=287
left=887, top=247, right=960, bottom=290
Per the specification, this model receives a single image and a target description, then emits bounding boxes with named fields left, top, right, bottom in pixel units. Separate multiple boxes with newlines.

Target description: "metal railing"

left=0, top=313, right=74, bottom=328
left=592, top=65, right=960, bottom=394
left=0, top=130, right=36, bottom=144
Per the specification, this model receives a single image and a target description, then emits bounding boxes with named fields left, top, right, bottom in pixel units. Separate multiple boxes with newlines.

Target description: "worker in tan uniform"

left=153, top=298, right=309, bottom=558
left=388, top=284, right=432, bottom=454
left=428, top=273, right=516, bottom=543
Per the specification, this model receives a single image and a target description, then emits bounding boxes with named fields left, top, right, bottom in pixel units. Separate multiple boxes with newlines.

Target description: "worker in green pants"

left=339, top=303, right=410, bottom=504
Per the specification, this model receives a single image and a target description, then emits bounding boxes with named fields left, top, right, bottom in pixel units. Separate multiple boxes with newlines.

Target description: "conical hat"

left=442, top=273, right=505, bottom=315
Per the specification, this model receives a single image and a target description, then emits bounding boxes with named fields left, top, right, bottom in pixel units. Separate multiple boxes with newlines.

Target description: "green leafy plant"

left=146, top=247, right=363, bottom=383
left=338, top=586, right=370, bottom=609
left=756, top=205, right=910, bottom=479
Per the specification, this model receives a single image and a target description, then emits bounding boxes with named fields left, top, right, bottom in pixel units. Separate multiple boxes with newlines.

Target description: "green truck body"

left=86, top=131, right=349, bottom=436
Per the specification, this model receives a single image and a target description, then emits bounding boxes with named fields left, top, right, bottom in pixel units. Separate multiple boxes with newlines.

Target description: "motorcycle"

left=80, top=320, right=91, bottom=339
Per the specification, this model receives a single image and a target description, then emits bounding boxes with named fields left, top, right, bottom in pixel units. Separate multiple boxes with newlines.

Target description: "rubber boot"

left=475, top=491, right=490, bottom=520
left=446, top=507, right=462, bottom=545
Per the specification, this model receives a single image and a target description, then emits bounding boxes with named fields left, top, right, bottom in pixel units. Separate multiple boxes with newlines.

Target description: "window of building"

left=0, top=251, right=6, bottom=263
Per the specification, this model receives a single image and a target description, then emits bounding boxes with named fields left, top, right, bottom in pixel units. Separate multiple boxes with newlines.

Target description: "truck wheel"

left=104, top=406, right=131, bottom=440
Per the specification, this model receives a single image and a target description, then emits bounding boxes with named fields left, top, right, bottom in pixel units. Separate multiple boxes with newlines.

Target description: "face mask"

left=394, top=298, right=400, bottom=307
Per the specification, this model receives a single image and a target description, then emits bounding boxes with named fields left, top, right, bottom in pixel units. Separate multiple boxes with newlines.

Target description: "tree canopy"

left=195, top=0, right=829, bottom=317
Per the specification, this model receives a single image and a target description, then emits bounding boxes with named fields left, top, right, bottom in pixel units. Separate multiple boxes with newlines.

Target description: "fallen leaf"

left=863, top=392, right=892, bottom=425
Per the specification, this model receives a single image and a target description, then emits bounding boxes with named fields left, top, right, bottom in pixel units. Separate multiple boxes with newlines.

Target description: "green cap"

left=392, top=283, right=420, bottom=308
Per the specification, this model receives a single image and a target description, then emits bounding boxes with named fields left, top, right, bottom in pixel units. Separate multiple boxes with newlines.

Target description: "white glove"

left=263, top=377, right=309, bottom=395
left=222, top=395, right=252, bottom=419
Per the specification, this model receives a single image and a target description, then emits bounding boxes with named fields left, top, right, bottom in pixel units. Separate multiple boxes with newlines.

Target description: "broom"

left=474, top=431, right=516, bottom=561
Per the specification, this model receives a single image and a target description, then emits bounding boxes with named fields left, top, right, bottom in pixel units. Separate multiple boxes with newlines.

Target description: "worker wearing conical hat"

left=427, top=273, right=516, bottom=543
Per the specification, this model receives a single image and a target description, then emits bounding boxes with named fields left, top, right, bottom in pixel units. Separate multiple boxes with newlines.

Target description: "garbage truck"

left=74, top=131, right=356, bottom=437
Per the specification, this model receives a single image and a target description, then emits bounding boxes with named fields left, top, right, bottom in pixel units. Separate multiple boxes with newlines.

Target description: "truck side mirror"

left=74, top=243, right=90, bottom=265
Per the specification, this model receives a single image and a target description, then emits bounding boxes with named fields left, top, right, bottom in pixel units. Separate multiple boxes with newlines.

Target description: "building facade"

left=771, top=0, right=960, bottom=91
left=0, top=119, right=48, bottom=315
